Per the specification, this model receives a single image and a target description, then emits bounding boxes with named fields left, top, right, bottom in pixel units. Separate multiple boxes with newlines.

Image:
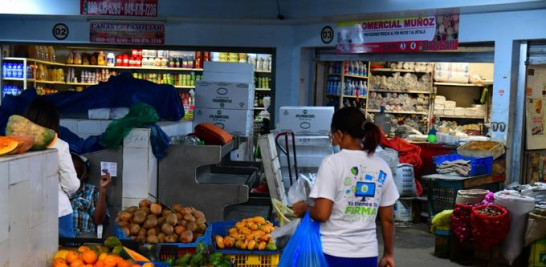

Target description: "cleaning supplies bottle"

left=427, top=128, right=437, bottom=143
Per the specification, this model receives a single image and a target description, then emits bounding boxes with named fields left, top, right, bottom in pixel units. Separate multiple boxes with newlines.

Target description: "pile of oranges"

left=52, top=246, right=153, bottom=267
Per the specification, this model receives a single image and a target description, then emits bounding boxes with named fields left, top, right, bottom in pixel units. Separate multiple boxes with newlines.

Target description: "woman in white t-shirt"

left=293, top=107, right=399, bottom=267
left=24, top=97, right=80, bottom=237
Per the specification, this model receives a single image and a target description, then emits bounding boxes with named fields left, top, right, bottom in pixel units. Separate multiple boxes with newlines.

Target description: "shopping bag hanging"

left=278, top=212, right=329, bottom=267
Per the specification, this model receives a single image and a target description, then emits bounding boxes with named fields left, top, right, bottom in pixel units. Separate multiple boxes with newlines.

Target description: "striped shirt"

left=69, top=183, right=109, bottom=237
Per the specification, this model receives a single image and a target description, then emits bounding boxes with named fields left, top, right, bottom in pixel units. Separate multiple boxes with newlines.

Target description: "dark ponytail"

left=330, top=107, right=381, bottom=155
left=362, top=121, right=381, bottom=155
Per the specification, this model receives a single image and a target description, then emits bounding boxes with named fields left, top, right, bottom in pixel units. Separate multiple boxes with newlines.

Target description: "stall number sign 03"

left=321, top=26, right=334, bottom=44
left=52, top=23, right=69, bottom=40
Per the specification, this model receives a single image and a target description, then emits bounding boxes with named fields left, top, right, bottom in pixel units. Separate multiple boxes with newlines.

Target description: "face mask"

left=332, top=145, right=341, bottom=154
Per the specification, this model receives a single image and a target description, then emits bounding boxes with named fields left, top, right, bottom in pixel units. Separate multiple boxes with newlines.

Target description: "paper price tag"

left=100, top=161, right=118, bottom=177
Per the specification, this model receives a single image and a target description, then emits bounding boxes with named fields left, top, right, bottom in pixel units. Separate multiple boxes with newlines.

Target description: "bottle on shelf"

left=66, top=51, right=74, bottom=64
left=74, top=51, right=82, bottom=65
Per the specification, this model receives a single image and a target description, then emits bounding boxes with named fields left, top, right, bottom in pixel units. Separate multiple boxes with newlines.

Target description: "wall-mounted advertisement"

left=81, top=0, right=158, bottom=17
left=336, top=14, right=459, bottom=53
left=90, top=21, right=164, bottom=45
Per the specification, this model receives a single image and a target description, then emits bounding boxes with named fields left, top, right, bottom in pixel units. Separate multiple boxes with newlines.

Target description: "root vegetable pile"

left=116, top=199, right=207, bottom=244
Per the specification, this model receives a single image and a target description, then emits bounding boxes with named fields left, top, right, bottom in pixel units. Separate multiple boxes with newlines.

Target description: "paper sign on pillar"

left=193, top=62, right=255, bottom=137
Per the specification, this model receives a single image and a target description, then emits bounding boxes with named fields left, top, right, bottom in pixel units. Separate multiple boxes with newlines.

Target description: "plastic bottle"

left=374, top=106, right=393, bottom=134
left=74, top=52, right=82, bottom=65
left=48, top=46, right=56, bottom=62
left=427, top=128, right=437, bottom=143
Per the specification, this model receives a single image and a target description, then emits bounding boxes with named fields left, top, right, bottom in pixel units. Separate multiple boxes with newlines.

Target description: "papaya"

left=119, top=246, right=149, bottom=262
left=0, top=137, right=19, bottom=156
left=5, top=115, right=56, bottom=150
left=103, top=236, right=122, bottom=249
left=4, top=136, right=34, bottom=154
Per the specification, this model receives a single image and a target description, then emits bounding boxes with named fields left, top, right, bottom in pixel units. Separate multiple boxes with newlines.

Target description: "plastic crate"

left=137, top=262, right=169, bottom=267
left=114, top=225, right=212, bottom=261
left=211, top=221, right=278, bottom=255
left=228, top=254, right=280, bottom=267
left=423, top=175, right=503, bottom=217
left=433, top=154, right=493, bottom=176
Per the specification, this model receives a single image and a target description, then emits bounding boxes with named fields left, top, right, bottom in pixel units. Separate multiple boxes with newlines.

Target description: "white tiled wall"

left=60, top=119, right=193, bottom=139
left=1, top=150, right=59, bottom=267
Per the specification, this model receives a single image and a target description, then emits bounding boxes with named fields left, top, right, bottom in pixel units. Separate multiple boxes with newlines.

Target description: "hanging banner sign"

left=336, top=14, right=459, bottom=53
left=81, top=0, right=158, bottom=17
left=90, top=22, right=164, bottom=45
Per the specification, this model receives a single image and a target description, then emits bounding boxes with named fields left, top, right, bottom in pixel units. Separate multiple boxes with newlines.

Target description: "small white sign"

left=321, top=26, right=334, bottom=44
left=100, top=161, right=118, bottom=177
left=52, top=23, right=69, bottom=40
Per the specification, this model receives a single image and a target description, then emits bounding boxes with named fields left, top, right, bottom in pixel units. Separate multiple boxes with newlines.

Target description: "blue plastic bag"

left=278, top=213, right=329, bottom=267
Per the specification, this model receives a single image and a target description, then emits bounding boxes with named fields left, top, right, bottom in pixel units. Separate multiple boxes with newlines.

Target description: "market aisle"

left=379, top=224, right=462, bottom=267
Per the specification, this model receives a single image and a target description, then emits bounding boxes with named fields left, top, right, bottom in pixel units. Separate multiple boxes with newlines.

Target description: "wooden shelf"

left=256, top=88, right=271, bottom=92
left=372, top=68, right=431, bottom=73
left=368, top=109, right=428, bottom=115
left=66, top=82, right=99, bottom=86
left=254, top=70, right=272, bottom=74
left=370, top=89, right=432, bottom=94
left=436, top=115, right=486, bottom=119
left=174, top=85, right=195, bottom=89
left=34, top=80, right=65, bottom=85
left=434, top=82, right=492, bottom=87
left=343, top=95, right=367, bottom=99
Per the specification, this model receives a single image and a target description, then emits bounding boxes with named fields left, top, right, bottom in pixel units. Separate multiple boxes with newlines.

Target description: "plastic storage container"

left=433, top=154, right=493, bottom=176
left=211, top=221, right=280, bottom=267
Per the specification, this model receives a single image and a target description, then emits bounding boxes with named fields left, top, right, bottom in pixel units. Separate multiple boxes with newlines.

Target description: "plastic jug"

left=374, top=106, right=392, bottom=134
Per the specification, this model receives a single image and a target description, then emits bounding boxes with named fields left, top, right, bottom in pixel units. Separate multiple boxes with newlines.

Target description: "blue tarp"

left=0, top=73, right=182, bottom=157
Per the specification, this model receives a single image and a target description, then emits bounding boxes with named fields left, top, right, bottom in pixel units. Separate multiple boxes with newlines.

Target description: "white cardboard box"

left=204, top=61, right=254, bottom=73
left=195, top=81, right=255, bottom=110
left=203, top=72, right=254, bottom=83
left=193, top=108, right=253, bottom=137
left=455, top=107, right=466, bottom=116
left=444, top=108, right=455, bottom=115
left=279, top=106, right=334, bottom=136
left=444, top=101, right=457, bottom=109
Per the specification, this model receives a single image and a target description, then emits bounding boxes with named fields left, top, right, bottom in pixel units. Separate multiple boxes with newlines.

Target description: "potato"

left=186, top=221, right=198, bottom=232
left=147, top=235, right=159, bottom=244
left=158, top=216, right=166, bottom=226
left=192, top=210, right=205, bottom=220
left=165, top=234, right=178, bottom=243
left=130, top=224, right=141, bottom=235
left=147, top=228, right=158, bottom=236
left=162, top=209, right=173, bottom=217
left=166, top=213, right=178, bottom=226
left=133, top=214, right=146, bottom=224
left=150, top=203, right=162, bottom=215
left=161, top=223, right=174, bottom=235
left=134, top=209, right=148, bottom=219
left=118, top=221, right=130, bottom=228
left=180, top=230, right=193, bottom=243
left=176, top=213, right=184, bottom=222
left=137, top=234, right=146, bottom=243
left=126, top=206, right=138, bottom=214
left=157, top=233, right=166, bottom=243
left=172, top=204, right=183, bottom=213
left=120, top=211, right=133, bottom=222
left=184, top=214, right=196, bottom=222
left=197, top=223, right=207, bottom=233
left=175, top=225, right=186, bottom=236
left=196, top=218, right=206, bottom=225
left=139, top=199, right=151, bottom=208
left=180, top=220, right=188, bottom=226
left=146, top=214, right=157, bottom=220
left=180, top=207, right=191, bottom=216
left=143, top=217, right=158, bottom=229
left=139, top=228, right=147, bottom=236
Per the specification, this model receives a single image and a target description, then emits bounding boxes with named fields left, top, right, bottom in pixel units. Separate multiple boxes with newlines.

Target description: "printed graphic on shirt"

left=342, top=165, right=387, bottom=222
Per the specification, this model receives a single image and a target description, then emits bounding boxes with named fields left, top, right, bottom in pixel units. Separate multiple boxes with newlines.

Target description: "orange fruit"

left=94, top=260, right=105, bottom=267
left=81, top=250, right=97, bottom=264
left=131, top=265, right=141, bottom=267
left=104, top=255, right=118, bottom=267
left=117, top=260, right=132, bottom=267
left=98, top=253, right=108, bottom=261
left=65, top=251, right=80, bottom=264
left=142, top=263, right=154, bottom=267
left=52, top=258, right=68, bottom=267
left=70, top=259, right=85, bottom=267
left=77, top=246, right=90, bottom=253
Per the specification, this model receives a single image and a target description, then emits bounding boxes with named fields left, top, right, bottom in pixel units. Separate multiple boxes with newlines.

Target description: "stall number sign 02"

left=52, top=23, right=69, bottom=40
left=321, top=26, right=334, bottom=44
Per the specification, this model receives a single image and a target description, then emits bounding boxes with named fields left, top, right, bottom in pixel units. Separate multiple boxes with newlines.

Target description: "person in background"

left=69, top=153, right=112, bottom=237
left=24, top=97, right=80, bottom=238
left=292, top=107, right=399, bottom=267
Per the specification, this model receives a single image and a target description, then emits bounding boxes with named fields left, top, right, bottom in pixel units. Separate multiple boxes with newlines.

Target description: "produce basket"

left=470, top=205, right=510, bottom=249
left=422, top=173, right=505, bottom=218
left=211, top=221, right=279, bottom=267
left=433, top=154, right=493, bottom=177
left=59, top=237, right=140, bottom=251
left=136, top=262, right=169, bottom=267
left=114, top=225, right=212, bottom=260
left=457, top=141, right=505, bottom=160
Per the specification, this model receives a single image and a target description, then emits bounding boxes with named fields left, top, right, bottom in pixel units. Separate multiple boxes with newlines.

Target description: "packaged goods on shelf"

left=434, top=63, right=470, bottom=83
left=1, top=85, right=21, bottom=97
left=369, top=72, right=432, bottom=92
left=444, top=101, right=457, bottom=109
left=368, top=91, right=430, bottom=112
left=383, top=61, right=435, bottom=72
